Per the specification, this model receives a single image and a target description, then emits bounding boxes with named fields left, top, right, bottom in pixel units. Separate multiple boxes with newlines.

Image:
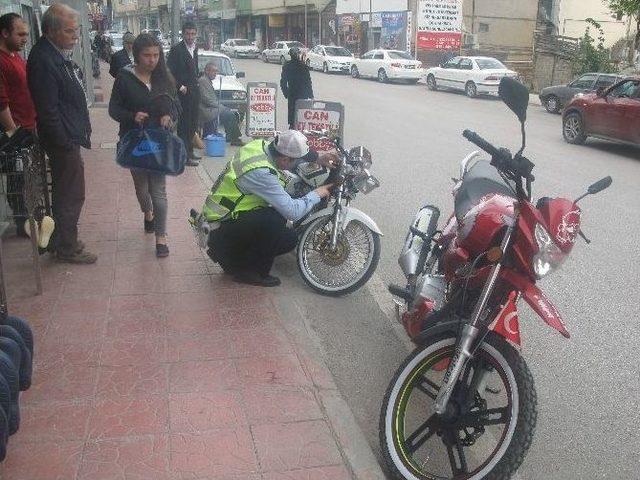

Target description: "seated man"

left=198, top=61, right=244, bottom=146
left=202, top=130, right=336, bottom=287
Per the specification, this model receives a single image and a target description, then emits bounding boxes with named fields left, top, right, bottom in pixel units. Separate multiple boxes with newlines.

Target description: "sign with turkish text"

left=417, top=0, right=463, bottom=51
left=246, top=82, right=277, bottom=138
left=294, top=100, right=344, bottom=153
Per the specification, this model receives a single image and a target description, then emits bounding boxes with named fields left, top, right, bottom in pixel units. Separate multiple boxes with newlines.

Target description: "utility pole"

left=368, top=0, right=373, bottom=49
left=304, top=1, right=308, bottom=45
left=170, top=0, right=180, bottom=46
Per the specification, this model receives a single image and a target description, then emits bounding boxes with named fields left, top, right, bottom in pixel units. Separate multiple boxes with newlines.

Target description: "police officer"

left=280, top=47, right=313, bottom=129
left=203, top=130, right=335, bottom=287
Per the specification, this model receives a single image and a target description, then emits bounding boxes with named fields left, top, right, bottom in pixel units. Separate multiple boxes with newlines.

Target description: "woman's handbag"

left=116, top=127, right=186, bottom=176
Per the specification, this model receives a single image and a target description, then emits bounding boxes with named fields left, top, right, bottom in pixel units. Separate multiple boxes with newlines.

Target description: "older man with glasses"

left=27, top=3, right=96, bottom=264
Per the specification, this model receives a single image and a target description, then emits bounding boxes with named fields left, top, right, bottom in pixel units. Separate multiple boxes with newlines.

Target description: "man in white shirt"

left=167, top=21, right=200, bottom=164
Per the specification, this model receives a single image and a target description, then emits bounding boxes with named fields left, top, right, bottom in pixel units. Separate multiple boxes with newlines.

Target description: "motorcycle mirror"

left=575, top=176, right=612, bottom=203
left=499, top=77, right=529, bottom=124
left=588, top=176, right=612, bottom=194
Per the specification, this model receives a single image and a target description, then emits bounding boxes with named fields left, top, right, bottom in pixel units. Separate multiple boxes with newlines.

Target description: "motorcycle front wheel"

left=380, top=332, right=537, bottom=480
left=297, top=217, right=380, bottom=296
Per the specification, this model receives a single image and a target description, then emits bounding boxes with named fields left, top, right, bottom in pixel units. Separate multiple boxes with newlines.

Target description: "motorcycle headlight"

left=532, top=223, right=565, bottom=278
left=232, top=91, right=247, bottom=100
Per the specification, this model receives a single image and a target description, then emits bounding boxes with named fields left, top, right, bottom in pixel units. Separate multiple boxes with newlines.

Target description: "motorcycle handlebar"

left=462, top=129, right=500, bottom=158
left=462, top=129, right=535, bottom=182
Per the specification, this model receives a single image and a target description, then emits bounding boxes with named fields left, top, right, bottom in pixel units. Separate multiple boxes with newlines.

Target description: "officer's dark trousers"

left=209, top=207, right=298, bottom=277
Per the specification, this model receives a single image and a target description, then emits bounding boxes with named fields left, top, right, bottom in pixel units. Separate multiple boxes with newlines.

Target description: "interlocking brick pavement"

left=0, top=62, right=384, bottom=480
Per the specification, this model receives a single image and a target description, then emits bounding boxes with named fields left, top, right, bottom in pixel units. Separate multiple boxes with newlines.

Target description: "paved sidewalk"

left=0, top=70, right=383, bottom=479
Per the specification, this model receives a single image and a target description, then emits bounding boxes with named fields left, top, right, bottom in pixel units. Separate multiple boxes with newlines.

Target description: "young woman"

left=109, top=33, right=178, bottom=258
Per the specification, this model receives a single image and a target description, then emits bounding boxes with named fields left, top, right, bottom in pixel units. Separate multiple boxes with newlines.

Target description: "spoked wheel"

left=297, top=217, right=380, bottom=296
left=380, top=332, right=537, bottom=480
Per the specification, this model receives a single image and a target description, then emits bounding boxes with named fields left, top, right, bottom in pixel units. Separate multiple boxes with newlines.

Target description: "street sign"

left=246, top=82, right=278, bottom=138
left=294, top=100, right=344, bottom=153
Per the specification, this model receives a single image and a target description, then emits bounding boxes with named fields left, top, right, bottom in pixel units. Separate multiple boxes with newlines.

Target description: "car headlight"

left=232, top=91, right=247, bottom=100
left=532, top=223, right=565, bottom=278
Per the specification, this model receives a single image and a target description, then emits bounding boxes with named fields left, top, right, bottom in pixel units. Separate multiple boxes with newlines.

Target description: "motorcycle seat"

left=454, top=161, right=516, bottom=220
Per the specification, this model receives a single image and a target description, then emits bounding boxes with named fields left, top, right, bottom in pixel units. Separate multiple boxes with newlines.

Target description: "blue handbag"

left=116, top=127, right=186, bottom=176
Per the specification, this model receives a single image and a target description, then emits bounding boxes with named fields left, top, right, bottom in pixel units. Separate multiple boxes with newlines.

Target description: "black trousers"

left=45, top=144, right=85, bottom=256
left=178, top=91, right=199, bottom=155
left=208, top=208, right=298, bottom=277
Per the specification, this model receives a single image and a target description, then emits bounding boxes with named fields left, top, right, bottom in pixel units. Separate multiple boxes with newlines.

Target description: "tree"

left=605, top=0, right=640, bottom=64
left=572, top=18, right=616, bottom=75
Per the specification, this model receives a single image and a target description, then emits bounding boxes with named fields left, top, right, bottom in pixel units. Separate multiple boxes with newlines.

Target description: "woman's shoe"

left=144, top=217, right=155, bottom=233
left=156, top=244, right=169, bottom=258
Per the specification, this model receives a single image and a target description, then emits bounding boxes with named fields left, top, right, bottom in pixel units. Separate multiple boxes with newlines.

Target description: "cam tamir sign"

left=294, top=100, right=344, bottom=152
left=246, top=82, right=277, bottom=138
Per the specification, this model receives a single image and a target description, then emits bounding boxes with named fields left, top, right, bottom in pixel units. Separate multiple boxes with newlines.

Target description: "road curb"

left=272, top=292, right=387, bottom=480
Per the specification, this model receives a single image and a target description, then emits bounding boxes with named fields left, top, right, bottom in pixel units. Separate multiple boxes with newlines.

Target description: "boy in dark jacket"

left=280, top=47, right=313, bottom=129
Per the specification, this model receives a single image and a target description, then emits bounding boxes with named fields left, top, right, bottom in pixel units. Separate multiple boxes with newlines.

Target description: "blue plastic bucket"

left=205, top=134, right=226, bottom=157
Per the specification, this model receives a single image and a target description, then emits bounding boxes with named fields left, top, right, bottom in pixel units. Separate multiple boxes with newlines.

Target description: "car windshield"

left=388, top=51, right=413, bottom=60
left=286, top=42, right=305, bottom=49
left=198, top=56, right=234, bottom=76
left=111, top=36, right=123, bottom=49
left=476, top=58, right=506, bottom=69
left=325, top=47, right=351, bottom=57
left=235, top=40, right=251, bottom=46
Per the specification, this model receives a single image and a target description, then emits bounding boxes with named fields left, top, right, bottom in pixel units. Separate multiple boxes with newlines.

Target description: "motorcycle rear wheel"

left=380, top=332, right=537, bottom=480
left=297, top=217, right=380, bottom=296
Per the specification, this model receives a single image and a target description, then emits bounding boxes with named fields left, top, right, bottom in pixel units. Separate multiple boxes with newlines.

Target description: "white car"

left=262, top=41, right=306, bottom=65
left=197, top=51, right=247, bottom=115
left=220, top=38, right=260, bottom=59
left=350, top=50, right=424, bottom=84
left=306, top=45, right=354, bottom=74
left=425, top=56, right=518, bottom=98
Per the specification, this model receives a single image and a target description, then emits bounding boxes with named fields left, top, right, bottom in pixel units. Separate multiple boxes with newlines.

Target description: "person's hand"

left=134, top=112, right=149, bottom=124
left=314, top=183, right=333, bottom=198
left=317, top=152, right=339, bottom=169
left=179, top=85, right=188, bottom=94
left=160, top=115, right=173, bottom=129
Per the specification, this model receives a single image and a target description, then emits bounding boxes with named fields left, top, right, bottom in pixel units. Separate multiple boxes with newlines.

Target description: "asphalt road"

left=202, top=58, right=640, bottom=480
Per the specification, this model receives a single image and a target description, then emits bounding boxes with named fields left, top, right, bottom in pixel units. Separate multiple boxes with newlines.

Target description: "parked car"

left=562, top=77, right=640, bottom=146
left=262, top=41, right=306, bottom=64
left=197, top=51, right=248, bottom=116
left=350, top=49, right=423, bottom=84
left=539, top=72, right=622, bottom=113
left=424, top=56, right=518, bottom=97
left=108, top=32, right=124, bottom=55
left=220, top=38, right=260, bottom=58
left=306, top=45, right=354, bottom=73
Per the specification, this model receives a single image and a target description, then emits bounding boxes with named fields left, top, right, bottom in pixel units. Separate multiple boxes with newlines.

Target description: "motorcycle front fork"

left=434, top=222, right=515, bottom=415
left=329, top=190, right=346, bottom=250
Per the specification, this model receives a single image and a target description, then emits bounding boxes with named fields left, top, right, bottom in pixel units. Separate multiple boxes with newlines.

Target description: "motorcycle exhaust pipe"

left=388, top=284, right=412, bottom=302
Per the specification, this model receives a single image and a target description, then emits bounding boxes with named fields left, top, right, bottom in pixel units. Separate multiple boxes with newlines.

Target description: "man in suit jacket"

left=198, top=62, right=244, bottom=146
left=27, top=4, right=96, bottom=264
left=109, top=32, right=134, bottom=78
left=167, top=21, right=200, bottom=165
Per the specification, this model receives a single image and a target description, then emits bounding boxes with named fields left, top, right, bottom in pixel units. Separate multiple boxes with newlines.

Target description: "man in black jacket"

left=27, top=3, right=96, bottom=264
left=280, top=47, right=313, bottom=129
left=167, top=22, right=200, bottom=165
left=108, top=32, right=134, bottom=78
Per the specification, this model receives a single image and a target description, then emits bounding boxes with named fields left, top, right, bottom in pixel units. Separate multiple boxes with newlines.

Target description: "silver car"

left=538, top=72, right=622, bottom=113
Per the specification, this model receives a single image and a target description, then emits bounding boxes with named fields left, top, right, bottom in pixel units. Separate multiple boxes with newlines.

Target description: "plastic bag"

left=116, top=127, right=186, bottom=176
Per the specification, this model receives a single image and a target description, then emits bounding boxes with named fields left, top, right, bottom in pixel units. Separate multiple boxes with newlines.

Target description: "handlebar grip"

left=462, top=129, right=500, bottom=157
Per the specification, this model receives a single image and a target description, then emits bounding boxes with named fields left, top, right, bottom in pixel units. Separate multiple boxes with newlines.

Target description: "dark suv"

left=539, top=72, right=622, bottom=113
left=562, top=77, right=640, bottom=146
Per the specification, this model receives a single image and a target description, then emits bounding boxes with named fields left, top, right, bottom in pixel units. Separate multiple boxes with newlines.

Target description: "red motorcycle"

left=380, top=77, right=611, bottom=480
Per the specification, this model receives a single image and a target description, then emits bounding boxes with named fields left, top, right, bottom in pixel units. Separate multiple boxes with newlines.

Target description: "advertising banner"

left=294, top=100, right=344, bottom=153
left=417, top=0, right=463, bottom=51
left=380, top=11, right=408, bottom=51
left=246, top=82, right=277, bottom=138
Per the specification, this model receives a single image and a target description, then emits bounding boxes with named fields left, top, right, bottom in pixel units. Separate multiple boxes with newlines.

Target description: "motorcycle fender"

left=500, top=269, right=570, bottom=338
left=299, top=206, right=383, bottom=236
left=413, top=320, right=460, bottom=346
